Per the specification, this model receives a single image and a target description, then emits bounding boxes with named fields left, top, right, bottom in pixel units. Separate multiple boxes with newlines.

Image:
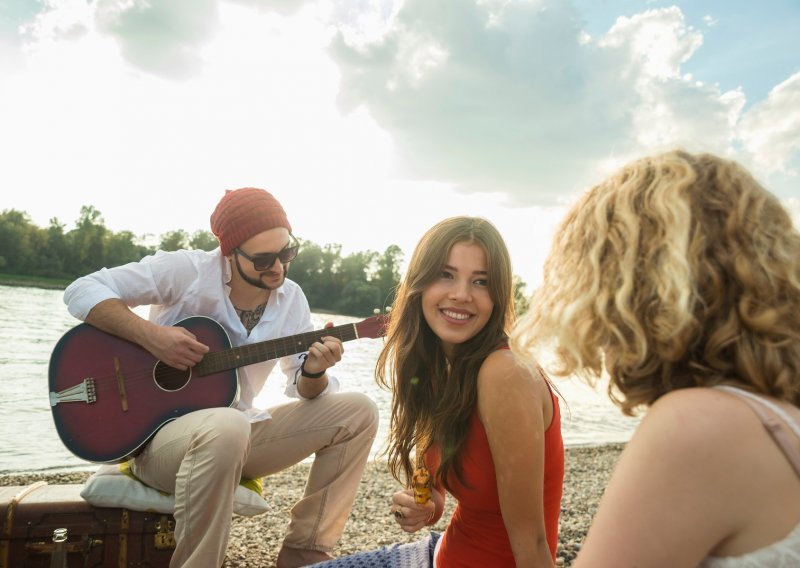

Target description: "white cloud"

left=19, top=0, right=92, bottom=44
left=92, top=0, right=220, bottom=79
left=21, top=0, right=315, bottom=79
left=330, top=0, right=634, bottom=202
left=226, top=0, right=312, bottom=18
left=326, top=0, right=401, bottom=48
left=739, top=72, right=800, bottom=175
left=714, top=71, right=800, bottom=203
left=327, top=0, right=792, bottom=204
left=601, top=7, right=702, bottom=80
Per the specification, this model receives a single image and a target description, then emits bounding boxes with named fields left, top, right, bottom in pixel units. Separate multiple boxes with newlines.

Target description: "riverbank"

left=0, top=274, right=70, bottom=289
left=0, top=443, right=623, bottom=566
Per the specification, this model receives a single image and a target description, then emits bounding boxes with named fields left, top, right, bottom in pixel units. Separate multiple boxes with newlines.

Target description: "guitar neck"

left=194, top=322, right=360, bottom=376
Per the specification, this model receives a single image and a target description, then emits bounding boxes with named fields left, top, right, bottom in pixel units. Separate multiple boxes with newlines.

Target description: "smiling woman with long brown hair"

left=314, top=216, right=565, bottom=567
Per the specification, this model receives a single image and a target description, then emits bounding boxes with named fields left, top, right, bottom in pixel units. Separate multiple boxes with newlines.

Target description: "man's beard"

left=234, top=255, right=286, bottom=290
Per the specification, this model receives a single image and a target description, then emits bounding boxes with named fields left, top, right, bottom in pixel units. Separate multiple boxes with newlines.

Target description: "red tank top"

left=429, top=381, right=564, bottom=567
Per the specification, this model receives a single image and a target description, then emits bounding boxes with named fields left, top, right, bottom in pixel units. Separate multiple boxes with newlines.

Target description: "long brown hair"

left=377, top=216, right=515, bottom=490
left=512, top=150, right=800, bottom=415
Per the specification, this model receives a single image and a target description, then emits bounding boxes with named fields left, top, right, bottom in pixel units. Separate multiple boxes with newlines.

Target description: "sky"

left=1, top=0, right=798, bottom=288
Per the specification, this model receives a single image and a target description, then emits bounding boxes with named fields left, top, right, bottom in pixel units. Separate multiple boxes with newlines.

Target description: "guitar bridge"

left=49, top=379, right=97, bottom=407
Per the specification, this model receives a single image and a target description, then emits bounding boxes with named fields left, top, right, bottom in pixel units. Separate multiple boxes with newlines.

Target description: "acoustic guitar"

left=48, top=315, right=386, bottom=464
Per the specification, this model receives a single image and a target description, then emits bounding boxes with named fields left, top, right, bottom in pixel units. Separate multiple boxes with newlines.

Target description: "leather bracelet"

left=300, top=360, right=325, bottom=379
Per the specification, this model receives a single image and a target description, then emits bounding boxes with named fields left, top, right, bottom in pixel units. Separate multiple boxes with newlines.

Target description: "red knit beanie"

left=210, top=187, right=292, bottom=256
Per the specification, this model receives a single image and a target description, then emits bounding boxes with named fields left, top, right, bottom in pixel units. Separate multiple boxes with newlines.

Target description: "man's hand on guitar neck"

left=297, top=322, right=343, bottom=399
left=85, top=298, right=209, bottom=371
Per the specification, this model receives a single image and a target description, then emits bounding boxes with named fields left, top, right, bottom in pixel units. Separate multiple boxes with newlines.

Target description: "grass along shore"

left=0, top=443, right=623, bottom=566
left=0, top=273, right=71, bottom=289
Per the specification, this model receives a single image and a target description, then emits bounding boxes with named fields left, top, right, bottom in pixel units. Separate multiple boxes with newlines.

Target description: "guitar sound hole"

left=154, top=361, right=191, bottom=391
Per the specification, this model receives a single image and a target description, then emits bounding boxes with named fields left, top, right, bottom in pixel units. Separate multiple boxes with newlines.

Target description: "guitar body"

left=49, top=317, right=238, bottom=464
left=48, top=313, right=386, bottom=464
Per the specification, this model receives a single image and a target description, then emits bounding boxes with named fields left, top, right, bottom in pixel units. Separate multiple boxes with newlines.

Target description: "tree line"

left=0, top=206, right=530, bottom=317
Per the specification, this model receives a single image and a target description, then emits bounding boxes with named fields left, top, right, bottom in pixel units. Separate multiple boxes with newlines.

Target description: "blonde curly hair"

left=511, top=150, right=800, bottom=415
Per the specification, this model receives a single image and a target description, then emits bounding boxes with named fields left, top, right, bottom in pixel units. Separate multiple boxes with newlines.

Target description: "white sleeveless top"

left=698, top=386, right=800, bottom=568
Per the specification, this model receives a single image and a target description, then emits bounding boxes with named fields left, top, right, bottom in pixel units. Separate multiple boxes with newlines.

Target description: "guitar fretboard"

left=194, top=323, right=359, bottom=376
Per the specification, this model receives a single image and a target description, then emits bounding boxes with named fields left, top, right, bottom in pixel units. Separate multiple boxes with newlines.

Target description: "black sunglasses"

left=235, top=237, right=300, bottom=271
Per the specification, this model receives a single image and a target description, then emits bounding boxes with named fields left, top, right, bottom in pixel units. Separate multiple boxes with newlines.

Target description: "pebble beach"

left=1, top=443, right=623, bottom=567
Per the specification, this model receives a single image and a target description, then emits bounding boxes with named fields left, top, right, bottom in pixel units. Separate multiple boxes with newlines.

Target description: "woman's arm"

left=478, top=351, right=554, bottom=567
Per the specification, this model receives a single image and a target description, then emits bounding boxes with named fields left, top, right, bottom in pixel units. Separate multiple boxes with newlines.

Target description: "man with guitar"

left=62, top=187, right=379, bottom=567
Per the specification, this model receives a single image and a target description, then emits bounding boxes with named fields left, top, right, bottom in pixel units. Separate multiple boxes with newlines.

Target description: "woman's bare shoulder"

left=476, top=349, right=550, bottom=419
left=478, top=349, right=539, bottom=386
left=627, top=386, right=765, bottom=471
left=647, top=387, right=754, bottom=427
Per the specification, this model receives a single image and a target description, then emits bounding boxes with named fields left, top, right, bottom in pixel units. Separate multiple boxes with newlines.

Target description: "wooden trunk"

left=1, top=482, right=175, bottom=567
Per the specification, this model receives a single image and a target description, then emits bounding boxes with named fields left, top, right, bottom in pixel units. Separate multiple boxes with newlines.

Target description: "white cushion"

left=80, top=464, right=268, bottom=517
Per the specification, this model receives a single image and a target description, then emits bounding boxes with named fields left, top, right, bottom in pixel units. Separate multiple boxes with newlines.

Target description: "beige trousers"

left=130, top=392, right=379, bottom=568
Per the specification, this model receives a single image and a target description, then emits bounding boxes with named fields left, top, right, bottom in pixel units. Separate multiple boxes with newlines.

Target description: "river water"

left=0, top=284, right=639, bottom=474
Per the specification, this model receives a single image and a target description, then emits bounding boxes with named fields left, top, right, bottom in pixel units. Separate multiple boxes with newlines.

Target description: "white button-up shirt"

left=63, top=247, right=339, bottom=421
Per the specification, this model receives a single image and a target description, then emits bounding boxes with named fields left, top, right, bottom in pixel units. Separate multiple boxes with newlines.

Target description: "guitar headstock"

left=355, top=314, right=389, bottom=339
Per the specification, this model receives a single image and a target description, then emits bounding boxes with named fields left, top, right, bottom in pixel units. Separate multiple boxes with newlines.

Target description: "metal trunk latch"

left=154, top=516, right=176, bottom=550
